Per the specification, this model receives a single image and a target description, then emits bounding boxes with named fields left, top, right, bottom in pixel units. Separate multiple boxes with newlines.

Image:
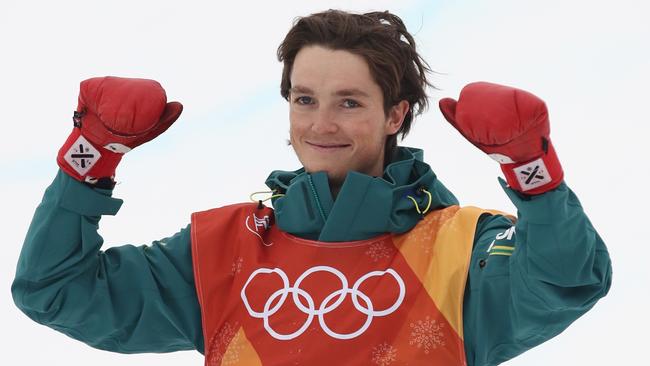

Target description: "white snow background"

left=1, top=0, right=648, bottom=364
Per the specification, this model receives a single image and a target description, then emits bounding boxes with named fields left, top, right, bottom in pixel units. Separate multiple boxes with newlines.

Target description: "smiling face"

left=289, top=45, right=409, bottom=187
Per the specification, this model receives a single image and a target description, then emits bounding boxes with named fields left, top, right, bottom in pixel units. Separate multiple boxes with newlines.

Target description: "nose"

left=311, top=107, right=339, bottom=134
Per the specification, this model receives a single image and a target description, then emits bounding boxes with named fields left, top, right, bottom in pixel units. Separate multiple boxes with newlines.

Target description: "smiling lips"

left=306, top=141, right=351, bottom=150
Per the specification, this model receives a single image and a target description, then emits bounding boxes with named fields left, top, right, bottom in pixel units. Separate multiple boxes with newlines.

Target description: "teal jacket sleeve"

left=11, top=170, right=204, bottom=354
left=463, top=178, right=612, bottom=366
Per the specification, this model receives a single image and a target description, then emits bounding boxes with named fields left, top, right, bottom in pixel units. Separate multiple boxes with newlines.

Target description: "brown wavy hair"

left=278, top=9, right=432, bottom=165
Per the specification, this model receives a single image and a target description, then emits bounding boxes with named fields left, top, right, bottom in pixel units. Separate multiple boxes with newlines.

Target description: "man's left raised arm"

left=439, top=82, right=612, bottom=365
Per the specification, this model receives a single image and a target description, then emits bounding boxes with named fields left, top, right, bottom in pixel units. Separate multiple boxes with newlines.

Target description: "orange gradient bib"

left=191, top=203, right=489, bottom=366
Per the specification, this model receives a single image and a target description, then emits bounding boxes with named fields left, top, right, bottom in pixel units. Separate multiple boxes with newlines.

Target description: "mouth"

left=306, top=141, right=351, bottom=151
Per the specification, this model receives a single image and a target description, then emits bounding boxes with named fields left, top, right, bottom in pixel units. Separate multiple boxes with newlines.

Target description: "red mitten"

left=57, top=76, right=182, bottom=184
left=439, top=82, right=563, bottom=195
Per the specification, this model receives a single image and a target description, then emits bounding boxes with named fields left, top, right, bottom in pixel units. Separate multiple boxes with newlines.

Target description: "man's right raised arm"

left=11, top=170, right=204, bottom=353
left=11, top=77, right=204, bottom=354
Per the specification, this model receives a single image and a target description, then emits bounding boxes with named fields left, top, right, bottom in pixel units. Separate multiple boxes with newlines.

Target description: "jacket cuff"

left=55, top=169, right=123, bottom=216
left=497, top=177, right=569, bottom=224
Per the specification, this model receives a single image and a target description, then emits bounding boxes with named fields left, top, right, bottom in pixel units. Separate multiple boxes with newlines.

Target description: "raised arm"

left=11, top=77, right=204, bottom=353
left=439, top=82, right=612, bottom=365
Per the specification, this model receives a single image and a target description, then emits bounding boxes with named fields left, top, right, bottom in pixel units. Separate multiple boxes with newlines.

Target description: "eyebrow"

left=289, top=85, right=370, bottom=98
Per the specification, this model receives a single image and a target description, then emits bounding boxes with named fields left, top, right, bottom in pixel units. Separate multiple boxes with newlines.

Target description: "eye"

left=293, top=96, right=314, bottom=105
left=342, top=99, right=360, bottom=108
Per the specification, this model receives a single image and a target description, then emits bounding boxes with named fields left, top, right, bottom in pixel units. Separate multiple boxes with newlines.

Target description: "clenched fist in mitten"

left=57, top=76, right=182, bottom=186
left=439, top=82, right=563, bottom=195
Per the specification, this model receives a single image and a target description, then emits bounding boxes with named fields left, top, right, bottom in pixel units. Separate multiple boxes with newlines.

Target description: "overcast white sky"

left=1, top=0, right=649, bottom=365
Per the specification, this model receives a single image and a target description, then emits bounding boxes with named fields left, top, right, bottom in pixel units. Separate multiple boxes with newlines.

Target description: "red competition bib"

left=191, top=203, right=491, bottom=366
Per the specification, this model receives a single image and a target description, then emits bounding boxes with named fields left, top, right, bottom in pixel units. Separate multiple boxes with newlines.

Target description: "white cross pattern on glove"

left=513, top=157, right=552, bottom=191
left=63, top=135, right=101, bottom=176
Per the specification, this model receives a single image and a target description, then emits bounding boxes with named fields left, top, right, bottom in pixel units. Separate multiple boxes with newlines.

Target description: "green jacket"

left=12, top=147, right=611, bottom=366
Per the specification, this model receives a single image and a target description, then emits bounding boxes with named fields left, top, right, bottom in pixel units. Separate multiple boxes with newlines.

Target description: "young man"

left=12, top=10, right=611, bottom=366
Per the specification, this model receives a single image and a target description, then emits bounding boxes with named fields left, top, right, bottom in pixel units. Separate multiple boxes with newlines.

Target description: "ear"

left=385, top=100, right=410, bottom=135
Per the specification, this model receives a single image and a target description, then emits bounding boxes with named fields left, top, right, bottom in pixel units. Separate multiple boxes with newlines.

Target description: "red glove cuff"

left=500, top=140, right=564, bottom=195
left=57, top=127, right=123, bottom=183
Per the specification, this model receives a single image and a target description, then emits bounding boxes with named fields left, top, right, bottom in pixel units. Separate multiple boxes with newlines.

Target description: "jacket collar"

left=265, top=147, right=458, bottom=242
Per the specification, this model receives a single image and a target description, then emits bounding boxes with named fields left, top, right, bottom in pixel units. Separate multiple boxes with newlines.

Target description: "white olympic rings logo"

left=240, top=265, right=406, bottom=340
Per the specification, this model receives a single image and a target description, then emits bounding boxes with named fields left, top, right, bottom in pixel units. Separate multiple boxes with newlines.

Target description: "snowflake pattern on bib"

left=230, top=257, right=243, bottom=277
left=365, top=241, right=395, bottom=262
left=409, top=316, right=446, bottom=354
left=371, top=342, right=397, bottom=365
left=221, top=329, right=245, bottom=365
left=207, top=321, right=240, bottom=366
left=403, top=208, right=456, bottom=254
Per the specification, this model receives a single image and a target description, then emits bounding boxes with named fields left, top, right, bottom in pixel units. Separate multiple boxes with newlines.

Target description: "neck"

left=327, top=173, right=346, bottom=199
left=330, top=183, right=342, bottom=199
